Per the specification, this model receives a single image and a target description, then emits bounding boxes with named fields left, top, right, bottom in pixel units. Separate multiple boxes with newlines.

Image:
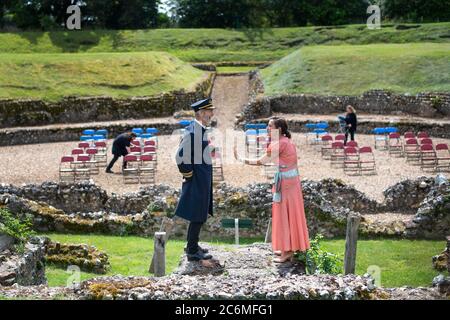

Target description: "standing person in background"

left=344, top=105, right=358, bottom=146
left=106, top=132, right=137, bottom=174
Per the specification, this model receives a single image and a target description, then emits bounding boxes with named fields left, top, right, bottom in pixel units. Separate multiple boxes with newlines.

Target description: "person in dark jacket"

left=175, top=98, right=215, bottom=262
left=344, top=105, right=358, bottom=146
left=106, top=132, right=137, bottom=173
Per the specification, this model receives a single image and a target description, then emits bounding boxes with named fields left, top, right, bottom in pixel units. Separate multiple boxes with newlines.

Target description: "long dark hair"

left=270, top=117, right=292, bottom=139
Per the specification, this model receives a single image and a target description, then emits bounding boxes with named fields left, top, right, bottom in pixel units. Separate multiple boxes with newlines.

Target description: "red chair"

left=59, top=156, right=75, bottom=183
left=140, top=155, right=156, bottom=185
left=420, top=144, right=437, bottom=171
left=131, top=140, right=141, bottom=147
left=72, top=148, right=84, bottom=155
left=344, top=147, right=360, bottom=175
left=94, top=141, right=108, bottom=165
left=346, top=141, right=359, bottom=148
left=404, top=132, right=415, bottom=140
left=335, top=134, right=345, bottom=141
left=388, top=133, right=403, bottom=157
left=321, top=135, right=334, bottom=159
left=210, top=147, right=225, bottom=183
left=144, top=140, right=157, bottom=147
left=130, top=146, right=142, bottom=155
left=330, top=142, right=345, bottom=167
left=417, top=132, right=429, bottom=139
left=435, top=144, right=450, bottom=172
left=123, top=155, right=140, bottom=184
left=359, top=147, right=377, bottom=175
left=78, top=142, right=90, bottom=150
left=420, top=138, right=433, bottom=146
left=404, top=139, right=420, bottom=164
left=86, top=149, right=100, bottom=174
left=73, top=155, right=91, bottom=181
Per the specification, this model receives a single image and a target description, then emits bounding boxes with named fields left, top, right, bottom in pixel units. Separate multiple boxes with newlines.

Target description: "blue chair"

left=80, top=135, right=93, bottom=142
left=373, top=128, right=388, bottom=150
left=96, top=129, right=108, bottom=137
left=179, top=120, right=192, bottom=128
left=385, top=127, right=398, bottom=134
left=132, top=128, right=144, bottom=135
left=316, top=122, right=329, bottom=130
left=93, top=135, right=105, bottom=141
left=245, top=130, right=258, bottom=136
left=83, top=129, right=95, bottom=136
left=258, top=129, right=268, bottom=135
left=146, top=128, right=159, bottom=135
left=141, top=133, right=153, bottom=139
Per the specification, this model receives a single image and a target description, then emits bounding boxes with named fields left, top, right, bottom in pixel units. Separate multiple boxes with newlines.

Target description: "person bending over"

left=106, top=132, right=137, bottom=174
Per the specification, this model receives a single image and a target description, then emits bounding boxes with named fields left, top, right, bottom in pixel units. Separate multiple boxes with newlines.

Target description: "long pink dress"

left=268, top=136, right=310, bottom=252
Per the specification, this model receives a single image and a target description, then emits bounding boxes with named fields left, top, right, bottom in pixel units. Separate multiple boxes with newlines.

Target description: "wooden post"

left=265, top=219, right=272, bottom=243
left=152, top=232, right=166, bottom=277
left=235, top=218, right=240, bottom=246
left=344, top=214, right=361, bottom=275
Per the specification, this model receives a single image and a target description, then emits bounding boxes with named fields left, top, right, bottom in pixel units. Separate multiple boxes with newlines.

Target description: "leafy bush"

left=0, top=208, right=35, bottom=253
left=295, top=234, right=342, bottom=275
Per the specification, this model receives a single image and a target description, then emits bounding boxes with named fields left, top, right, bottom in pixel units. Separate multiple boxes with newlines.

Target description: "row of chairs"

left=306, top=122, right=329, bottom=145
left=372, top=127, right=399, bottom=150
left=405, top=143, right=450, bottom=172
left=244, top=124, right=277, bottom=180
left=123, top=155, right=156, bottom=185
left=319, top=136, right=377, bottom=175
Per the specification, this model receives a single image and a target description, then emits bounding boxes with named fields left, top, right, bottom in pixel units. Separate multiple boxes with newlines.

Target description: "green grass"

left=217, top=66, right=257, bottom=73
left=0, top=51, right=206, bottom=101
left=262, top=43, right=450, bottom=96
left=0, top=23, right=449, bottom=62
left=41, top=234, right=446, bottom=288
left=321, top=239, right=445, bottom=288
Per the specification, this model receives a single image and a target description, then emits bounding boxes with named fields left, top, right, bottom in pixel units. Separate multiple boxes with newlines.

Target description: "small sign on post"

left=152, top=232, right=166, bottom=277
left=344, top=214, right=361, bottom=275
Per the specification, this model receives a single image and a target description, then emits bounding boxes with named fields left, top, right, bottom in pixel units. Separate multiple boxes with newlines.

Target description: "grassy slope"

left=262, top=43, right=450, bottom=96
left=0, top=23, right=449, bottom=62
left=42, top=234, right=446, bottom=288
left=0, top=51, right=206, bottom=101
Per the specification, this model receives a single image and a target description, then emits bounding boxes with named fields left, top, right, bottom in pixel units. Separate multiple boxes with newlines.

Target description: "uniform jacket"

left=112, top=133, right=131, bottom=156
left=174, top=121, right=213, bottom=223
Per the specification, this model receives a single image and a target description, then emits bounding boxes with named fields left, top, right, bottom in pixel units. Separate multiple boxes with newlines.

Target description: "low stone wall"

left=0, top=74, right=215, bottom=128
left=243, top=117, right=450, bottom=139
left=45, top=240, right=110, bottom=274
left=0, top=121, right=183, bottom=147
left=0, top=237, right=47, bottom=287
left=384, top=177, right=436, bottom=213
left=1, top=177, right=448, bottom=239
left=242, top=90, right=450, bottom=122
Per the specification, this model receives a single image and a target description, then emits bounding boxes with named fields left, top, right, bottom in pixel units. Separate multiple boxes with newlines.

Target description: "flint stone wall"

left=267, top=118, right=450, bottom=139
left=0, top=177, right=447, bottom=239
left=0, top=74, right=215, bottom=128
left=241, top=89, right=450, bottom=122
left=0, top=237, right=47, bottom=287
left=0, top=121, right=183, bottom=147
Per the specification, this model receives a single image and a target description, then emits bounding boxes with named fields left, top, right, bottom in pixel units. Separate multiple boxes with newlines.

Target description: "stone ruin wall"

left=237, top=71, right=450, bottom=128
left=0, top=73, right=215, bottom=128
left=0, top=177, right=448, bottom=240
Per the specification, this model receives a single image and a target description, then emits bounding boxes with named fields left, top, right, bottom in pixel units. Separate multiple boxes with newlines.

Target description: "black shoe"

left=185, top=246, right=209, bottom=254
left=106, top=169, right=114, bottom=174
left=187, top=250, right=213, bottom=262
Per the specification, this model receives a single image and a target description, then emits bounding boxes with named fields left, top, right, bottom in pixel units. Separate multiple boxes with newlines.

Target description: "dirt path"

left=212, top=75, right=249, bottom=130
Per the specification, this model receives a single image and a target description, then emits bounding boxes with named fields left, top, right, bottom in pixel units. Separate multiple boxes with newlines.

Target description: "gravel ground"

left=0, top=132, right=448, bottom=202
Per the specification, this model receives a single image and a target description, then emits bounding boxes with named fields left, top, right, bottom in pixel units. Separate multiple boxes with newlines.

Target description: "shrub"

left=0, top=208, right=35, bottom=253
left=295, top=234, right=342, bottom=275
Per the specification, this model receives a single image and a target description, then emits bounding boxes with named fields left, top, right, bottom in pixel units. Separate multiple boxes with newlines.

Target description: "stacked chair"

left=122, top=128, right=160, bottom=185
left=59, top=129, right=109, bottom=183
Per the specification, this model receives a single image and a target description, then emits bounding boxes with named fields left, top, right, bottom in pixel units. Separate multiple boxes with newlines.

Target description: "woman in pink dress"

left=234, top=117, right=310, bottom=263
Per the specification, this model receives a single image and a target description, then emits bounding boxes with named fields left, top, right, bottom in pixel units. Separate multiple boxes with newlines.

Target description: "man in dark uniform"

left=106, top=132, right=137, bottom=173
left=175, top=98, right=215, bottom=262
